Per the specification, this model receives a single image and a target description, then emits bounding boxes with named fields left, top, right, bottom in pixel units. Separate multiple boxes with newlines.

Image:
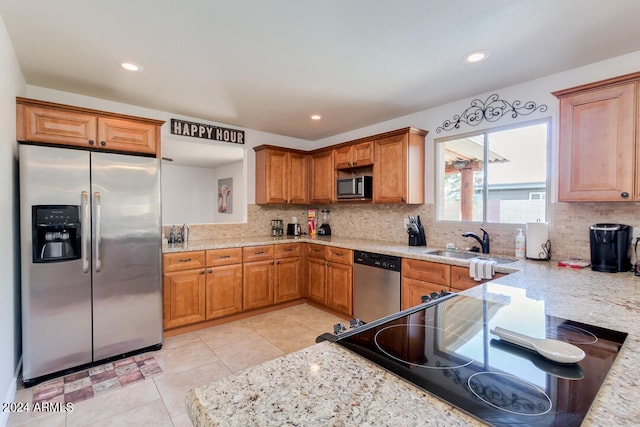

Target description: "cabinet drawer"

left=402, top=259, right=450, bottom=286
left=243, top=245, right=275, bottom=262
left=206, top=247, right=243, bottom=267
left=275, top=243, right=301, bottom=258
left=326, top=247, right=353, bottom=265
left=306, top=243, right=327, bottom=259
left=450, top=265, right=505, bottom=290
left=163, top=251, right=206, bottom=272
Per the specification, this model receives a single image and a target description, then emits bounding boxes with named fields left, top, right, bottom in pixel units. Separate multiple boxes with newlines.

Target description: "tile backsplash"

left=178, top=202, right=640, bottom=262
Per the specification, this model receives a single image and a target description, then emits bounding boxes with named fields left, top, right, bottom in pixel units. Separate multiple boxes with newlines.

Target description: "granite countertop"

left=183, top=236, right=640, bottom=426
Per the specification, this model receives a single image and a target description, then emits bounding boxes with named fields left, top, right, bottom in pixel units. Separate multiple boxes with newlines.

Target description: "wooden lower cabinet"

left=274, top=256, right=302, bottom=303
left=205, top=263, right=243, bottom=319
left=243, top=260, right=275, bottom=310
left=306, top=244, right=353, bottom=316
left=163, top=268, right=206, bottom=329
left=326, top=262, right=353, bottom=315
left=307, top=256, right=327, bottom=304
left=402, top=277, right=446, bottom=310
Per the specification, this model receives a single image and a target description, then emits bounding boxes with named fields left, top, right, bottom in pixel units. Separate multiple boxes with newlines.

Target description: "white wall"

left=0, top=13, right=25, bottom=427
left=161, top=163, right=216, bottom=225
left=213, top=160, right=245, bottom=223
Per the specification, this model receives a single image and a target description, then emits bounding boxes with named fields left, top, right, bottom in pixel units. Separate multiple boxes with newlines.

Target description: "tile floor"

left=8, top=303, right=345, bottom=427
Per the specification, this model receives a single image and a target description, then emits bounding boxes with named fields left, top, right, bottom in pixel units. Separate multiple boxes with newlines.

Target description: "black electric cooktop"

left=333, top=284, right=627, bottom=427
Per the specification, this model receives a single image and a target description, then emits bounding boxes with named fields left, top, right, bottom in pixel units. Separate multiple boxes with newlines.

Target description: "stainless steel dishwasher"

left=353, top=250, right=401, bottom=323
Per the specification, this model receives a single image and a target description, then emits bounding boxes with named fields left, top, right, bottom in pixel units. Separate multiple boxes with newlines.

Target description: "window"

left=436, top=120, right=548, bottom=224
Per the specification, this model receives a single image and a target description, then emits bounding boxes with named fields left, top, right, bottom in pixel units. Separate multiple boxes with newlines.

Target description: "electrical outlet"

left=403, top=218, right=410, bottom=228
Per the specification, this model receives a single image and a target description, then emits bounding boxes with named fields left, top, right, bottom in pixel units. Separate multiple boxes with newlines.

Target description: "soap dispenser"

left=515, top=228, right=525, bottom=257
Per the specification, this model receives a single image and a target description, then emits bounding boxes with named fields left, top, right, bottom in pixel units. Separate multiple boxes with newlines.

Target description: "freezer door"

left=19, top=145, right=93, bottom=381
left=91, top=152, right=162, bottom=360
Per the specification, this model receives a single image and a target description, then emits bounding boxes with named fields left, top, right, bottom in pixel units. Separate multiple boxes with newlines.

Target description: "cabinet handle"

left=178, top=258, right=192, bottom=263
left=200, top=270, right=205, bottom=274
left=271, top=261, right=275, bottom=265
left=255, top=251, right=265, bottom=255
left=621, top=192, right=630, bottom=198
left=219, top=255, right=231, bottom=258
left=88, top=139, right=95, bottom=145
left=100, top=140, right=106, bottom=146
left=283, top=248, right=292, bottom=252
left=332, top=252, right=344, bottom=257
left=208, top=269, right=213, bottom=273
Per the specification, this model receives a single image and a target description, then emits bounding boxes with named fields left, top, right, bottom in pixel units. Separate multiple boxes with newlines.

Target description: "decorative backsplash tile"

left=179, top=202, right=640, bottom=261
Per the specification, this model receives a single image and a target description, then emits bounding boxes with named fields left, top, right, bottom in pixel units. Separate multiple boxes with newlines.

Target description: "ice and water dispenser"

left=32, top=205, right=81, bottom=263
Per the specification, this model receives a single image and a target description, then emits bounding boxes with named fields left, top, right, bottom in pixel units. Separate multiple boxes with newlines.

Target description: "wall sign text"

left=170, top=119, right=245, bottom=144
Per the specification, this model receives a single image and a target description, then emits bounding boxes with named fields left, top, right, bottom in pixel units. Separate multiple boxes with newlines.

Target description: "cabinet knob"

left=88, top=139, right=95, bottom=145
left=100, top=140, right=106, bottom=146
left=208, top=269, right=213, bottom=273
left=621, top=192, right=630, bottom=198
left=200, top=270, right=205, bottom=274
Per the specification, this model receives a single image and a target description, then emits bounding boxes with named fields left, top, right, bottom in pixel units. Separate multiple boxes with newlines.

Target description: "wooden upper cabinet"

left=553, top=73, right=640, bottom=202
left=310, top=149, right=334, bottom=204
left=373, top=128, right=426, bottom=204
left=288, top=151, right=310, bottom=204
left=254, top=146, right=309, bottom=204
left=98, top=117, right=157, bottom=155
left=334, top=141, right=373, bottom=169
left=16, top=97, right=163, bottom=156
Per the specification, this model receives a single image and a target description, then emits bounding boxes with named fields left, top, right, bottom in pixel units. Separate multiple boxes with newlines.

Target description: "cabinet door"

left=274, top=257, right=302, bottom=303
left=401, top=277, right=446, bottom=310
left=310, top=150, right=335, bottom=204
left=97, top=117, right=157, bottom=155
left=326, top=262, right=353, bottom=315
left=334, top=145, right=353, bottom=169
left=558, top=82, right=636, bottom=201
left=260, top=149, right=288, bottom=204
left=23, top=105, right=97, bottom=148
left=374, top=133, right=408, bottom=203
left=351, top=141, right=374, bottom=167
left=243, top=260, right=274, bottom=310
left=163, top=268, right=206, bottom=329
left=288, top=152, right=309, bottom=204
left=307, top=257, right=327, bottom=304
left=401, top=258, right=450, bottom=286
left=205, top=264, right=243, bottom=319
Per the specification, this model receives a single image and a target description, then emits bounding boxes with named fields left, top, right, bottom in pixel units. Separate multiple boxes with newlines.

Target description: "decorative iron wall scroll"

left=436, top=94, right=547, bottom=133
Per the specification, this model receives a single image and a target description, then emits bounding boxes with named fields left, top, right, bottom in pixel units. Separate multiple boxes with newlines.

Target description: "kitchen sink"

left=427, top=250, right=516, bottom=264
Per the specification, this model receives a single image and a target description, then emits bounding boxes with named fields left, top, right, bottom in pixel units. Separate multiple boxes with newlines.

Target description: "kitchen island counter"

left=185, top=237, right=640, bottom=426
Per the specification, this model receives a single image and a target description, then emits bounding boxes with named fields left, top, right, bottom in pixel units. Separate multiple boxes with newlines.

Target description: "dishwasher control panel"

left=353, top=250, right=401, bottom=271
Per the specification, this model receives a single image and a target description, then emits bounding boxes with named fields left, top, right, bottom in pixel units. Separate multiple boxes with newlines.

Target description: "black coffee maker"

left=589, top=223, right=632, bottom=272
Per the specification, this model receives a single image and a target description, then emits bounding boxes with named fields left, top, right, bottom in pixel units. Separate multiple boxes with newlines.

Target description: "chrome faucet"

left=462, top=228, right=490, bottom=253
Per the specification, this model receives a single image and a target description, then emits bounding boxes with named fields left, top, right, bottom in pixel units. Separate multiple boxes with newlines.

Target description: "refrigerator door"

left=19, top=145, right=93, bottom=381
left=91, top=152, right=162, bottom=360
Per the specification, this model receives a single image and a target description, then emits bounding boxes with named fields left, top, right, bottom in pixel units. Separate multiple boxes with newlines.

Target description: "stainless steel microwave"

left=336, top=176, right=372, bottom=199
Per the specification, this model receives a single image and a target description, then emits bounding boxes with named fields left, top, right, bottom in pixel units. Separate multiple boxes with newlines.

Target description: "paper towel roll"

left=526, top=222, right=549, bottom=259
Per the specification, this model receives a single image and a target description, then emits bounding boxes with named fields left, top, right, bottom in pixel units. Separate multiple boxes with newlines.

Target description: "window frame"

left=434, top=117, right=551, bottom=225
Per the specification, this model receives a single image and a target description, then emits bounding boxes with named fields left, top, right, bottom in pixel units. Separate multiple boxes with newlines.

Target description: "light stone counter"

left=183, top=236, right=640, bottom=426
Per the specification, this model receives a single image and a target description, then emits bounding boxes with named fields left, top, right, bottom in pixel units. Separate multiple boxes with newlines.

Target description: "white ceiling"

left=2, top=0, right=640, bottom=142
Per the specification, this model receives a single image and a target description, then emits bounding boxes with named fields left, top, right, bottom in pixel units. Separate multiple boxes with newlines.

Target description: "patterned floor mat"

left=31, top=354, right=163, bottom=405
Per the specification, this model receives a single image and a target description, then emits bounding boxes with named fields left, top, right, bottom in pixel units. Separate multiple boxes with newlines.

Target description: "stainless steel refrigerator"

left=19, top=144, right=162, bottom=386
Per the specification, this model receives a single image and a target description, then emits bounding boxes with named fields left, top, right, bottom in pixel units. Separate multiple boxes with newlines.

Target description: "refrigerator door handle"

left=94, top=191, right=102, bottom=272
left=81, top=191, right=90, bottom=273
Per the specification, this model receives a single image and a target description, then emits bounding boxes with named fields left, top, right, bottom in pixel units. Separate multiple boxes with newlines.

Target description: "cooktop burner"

left=333, top=284, right=627, bottom=427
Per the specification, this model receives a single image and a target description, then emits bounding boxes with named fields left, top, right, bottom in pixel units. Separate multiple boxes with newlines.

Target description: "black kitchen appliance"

left=321, top=283, right=627, bottom=427
left=589, top=223, right=632, bottom=272
left=318, top=209, right=331, bottom=236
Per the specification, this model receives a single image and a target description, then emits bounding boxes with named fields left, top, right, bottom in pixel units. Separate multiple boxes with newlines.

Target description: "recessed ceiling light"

left=120, top=61, right=143, bottom=72
left=310, top=114, right=322, bottom=121
left=464, top=51, right=489, bottom=63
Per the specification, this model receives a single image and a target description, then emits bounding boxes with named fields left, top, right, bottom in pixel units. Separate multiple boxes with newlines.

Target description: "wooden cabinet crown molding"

left=552, top=71, right=640, bottom=98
